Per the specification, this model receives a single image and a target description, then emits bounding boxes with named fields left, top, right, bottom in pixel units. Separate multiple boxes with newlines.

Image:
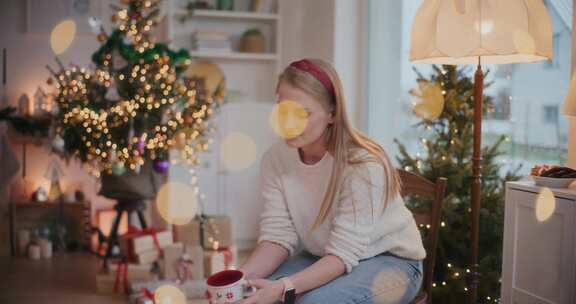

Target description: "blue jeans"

left=267, top=251, right=423, bottom=304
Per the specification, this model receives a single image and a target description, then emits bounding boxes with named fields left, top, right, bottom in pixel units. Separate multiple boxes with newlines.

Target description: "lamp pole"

left=469, top=57, right=484, bottom=303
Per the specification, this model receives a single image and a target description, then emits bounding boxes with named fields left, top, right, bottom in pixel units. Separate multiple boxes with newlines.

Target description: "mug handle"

left=241, top=278, right=257, bottom=298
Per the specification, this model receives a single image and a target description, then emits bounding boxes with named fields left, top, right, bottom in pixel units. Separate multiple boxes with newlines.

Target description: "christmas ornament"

left=112, top=161, right=126, bottom=176
left=97, top=33, right=107, bottom=42
left=134, top=162, right=142, bottom=174
left=52, top=135, right=65, bottom=152
left=137, top=138, right=146, bottom=153
left=153, top=159, right=169, bottom=173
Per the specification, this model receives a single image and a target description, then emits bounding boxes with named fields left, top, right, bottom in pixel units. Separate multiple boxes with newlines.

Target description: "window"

left=544, top=33, right=561, bottom=69
left=366, top=0, right=571, bottom=176
left=543, top=105, right=559, bottom=124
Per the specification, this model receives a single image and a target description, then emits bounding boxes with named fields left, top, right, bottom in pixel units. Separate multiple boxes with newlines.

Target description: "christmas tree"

left=395, top=65, right=520, bottom=303
left=46, top=0, right=222, bottom=177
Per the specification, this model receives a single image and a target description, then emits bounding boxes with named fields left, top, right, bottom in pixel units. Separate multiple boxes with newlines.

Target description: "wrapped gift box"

left=134, top=249, right=160, bottom=265
left=119, top=229, right=173, bottom=261
left=203, top=250, right=226, bottom=277
left=160, top=243, right=205, bottom=281
left=161, top=243, right=184, bottom=280
left=96, top=263, right=157, bottom=294
left=174, top=219, right=200, bottom=247
left=184, top=245, right=205, bottom=280
left=174, top=215, right=232, bottom=249
left=203, top=245, right=237, bottom=278
left=203, top=216, right=232, bottom=249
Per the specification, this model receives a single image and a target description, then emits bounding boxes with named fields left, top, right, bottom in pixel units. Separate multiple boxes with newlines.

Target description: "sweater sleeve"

left=257, top=151, right=299, bottom=255
left=324, top=162, right=384, bottom=273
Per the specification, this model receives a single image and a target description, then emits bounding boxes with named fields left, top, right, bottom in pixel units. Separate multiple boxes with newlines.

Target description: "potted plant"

left=239, top=28, right=266, bottom=53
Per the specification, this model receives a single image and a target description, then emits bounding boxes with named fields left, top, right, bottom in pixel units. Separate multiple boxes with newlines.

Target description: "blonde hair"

left=279, top=59, right=401, bottom=229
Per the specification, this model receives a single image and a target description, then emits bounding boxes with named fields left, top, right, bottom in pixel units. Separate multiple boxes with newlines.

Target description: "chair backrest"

left=397, top=169, right=447, bottom=301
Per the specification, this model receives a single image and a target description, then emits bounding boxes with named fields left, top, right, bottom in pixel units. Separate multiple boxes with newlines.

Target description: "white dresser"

left=501, top=181, right=576, bottom=304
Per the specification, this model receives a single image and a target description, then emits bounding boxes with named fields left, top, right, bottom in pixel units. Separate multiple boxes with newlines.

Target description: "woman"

left=238, top=59, right=425, bottom=304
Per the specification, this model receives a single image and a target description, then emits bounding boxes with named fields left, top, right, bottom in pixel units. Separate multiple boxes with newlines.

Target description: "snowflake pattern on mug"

left=226, top=291, right=234, bottom=299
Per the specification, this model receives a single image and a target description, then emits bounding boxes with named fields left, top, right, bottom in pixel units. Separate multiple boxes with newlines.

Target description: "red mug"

left=206, top=269, right=256, bottom=304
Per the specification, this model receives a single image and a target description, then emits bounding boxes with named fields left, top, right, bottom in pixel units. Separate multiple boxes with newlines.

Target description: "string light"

left=45, top=0, right=223, bottom=174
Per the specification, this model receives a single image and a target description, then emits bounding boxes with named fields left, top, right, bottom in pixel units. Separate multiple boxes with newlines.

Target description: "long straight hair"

left=278, top=59, right=401, bottom=229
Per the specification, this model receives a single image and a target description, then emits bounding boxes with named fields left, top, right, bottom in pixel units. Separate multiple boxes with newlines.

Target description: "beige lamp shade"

left=564, top=74, right=576, bottom=116
left=411, top=0, right=553, bottom=64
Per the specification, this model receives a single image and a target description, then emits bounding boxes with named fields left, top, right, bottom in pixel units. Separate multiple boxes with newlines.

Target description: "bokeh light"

left=370, top=268, right=409, bottom=304
left=155, top=285, right=186, bottom=304
left=156, top=182, right=198, bottom=226
left=220, top=132, right=257, bottom=171
left=411, top=80, right=445, bottom=121
left=185, top=60, right=225, bottom=96
left=269, top=100, right=309, bottom=139
left=50, top=20, right=77, bottom=55
left=535, top=187, right=556, bottom=222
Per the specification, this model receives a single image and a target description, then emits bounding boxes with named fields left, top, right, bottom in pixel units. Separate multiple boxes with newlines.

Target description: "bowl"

left=531, top=176, right=576, bottom=188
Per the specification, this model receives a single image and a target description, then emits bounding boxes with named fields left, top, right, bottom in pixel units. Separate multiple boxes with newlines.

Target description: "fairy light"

left=45, top=0, right=223, bottom=175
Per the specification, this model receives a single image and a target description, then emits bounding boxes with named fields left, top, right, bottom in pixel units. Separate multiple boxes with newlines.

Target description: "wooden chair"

left=397, top=169, right=447, bottom=304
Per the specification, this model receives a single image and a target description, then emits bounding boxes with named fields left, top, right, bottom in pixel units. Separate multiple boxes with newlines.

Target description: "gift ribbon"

left=176, top=257, right=194, bottom=282
left=124, top=226, right=161, bottom=260
left=113, top=259, right=129, bottom=294
left=221, top=248, right=233, bottom=268
left=141, top=287, right=156, bottom=304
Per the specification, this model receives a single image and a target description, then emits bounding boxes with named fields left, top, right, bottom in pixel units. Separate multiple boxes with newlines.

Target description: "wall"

left=365, top=0, right=405, bottom=152
left=281, top=0, right=366, bottom=129
left=334, top=0, right=367, bottom=129
left=0, top=0, right=369, bottom=252
left=0, top=0, right=127, bottom=242
left=570, top=0, right=576, bottom=168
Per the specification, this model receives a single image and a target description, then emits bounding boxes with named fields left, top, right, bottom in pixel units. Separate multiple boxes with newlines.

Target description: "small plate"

left=531, top=176, right=576, bottom=188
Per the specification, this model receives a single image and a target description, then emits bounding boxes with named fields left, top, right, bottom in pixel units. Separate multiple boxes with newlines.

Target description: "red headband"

left=289, top=59, right=335, bottom=99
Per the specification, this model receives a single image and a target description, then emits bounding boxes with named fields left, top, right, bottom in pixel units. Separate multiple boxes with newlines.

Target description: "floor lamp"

left=409, top=0, right=553, bottom=302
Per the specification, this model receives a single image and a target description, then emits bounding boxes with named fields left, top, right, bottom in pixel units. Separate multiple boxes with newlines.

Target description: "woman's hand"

left=237, top=279, right=284, bottom=304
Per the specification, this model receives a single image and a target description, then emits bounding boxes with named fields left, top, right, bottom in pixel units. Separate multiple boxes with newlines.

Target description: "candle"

left=204, top=250, right=225, bottom=276
left=40, top=239, right=53, bottom=259
left=28, top=244, right=41, bottom=260
left=18, top=230, right=30, bottom=256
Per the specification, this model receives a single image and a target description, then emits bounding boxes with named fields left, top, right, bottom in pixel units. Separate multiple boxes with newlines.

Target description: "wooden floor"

left=0, top=251, right=251, bottom=304
left=0, top=254, right=129, bottom=304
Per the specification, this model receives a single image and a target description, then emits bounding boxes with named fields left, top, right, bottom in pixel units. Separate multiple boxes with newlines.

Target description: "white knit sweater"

left=257, top=142, right=426, bottom=273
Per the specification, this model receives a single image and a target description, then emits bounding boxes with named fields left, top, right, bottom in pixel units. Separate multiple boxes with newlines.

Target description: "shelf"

left=175, top=9, right=279, bottom=22
left=189, top=51, right=278, bottom=61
